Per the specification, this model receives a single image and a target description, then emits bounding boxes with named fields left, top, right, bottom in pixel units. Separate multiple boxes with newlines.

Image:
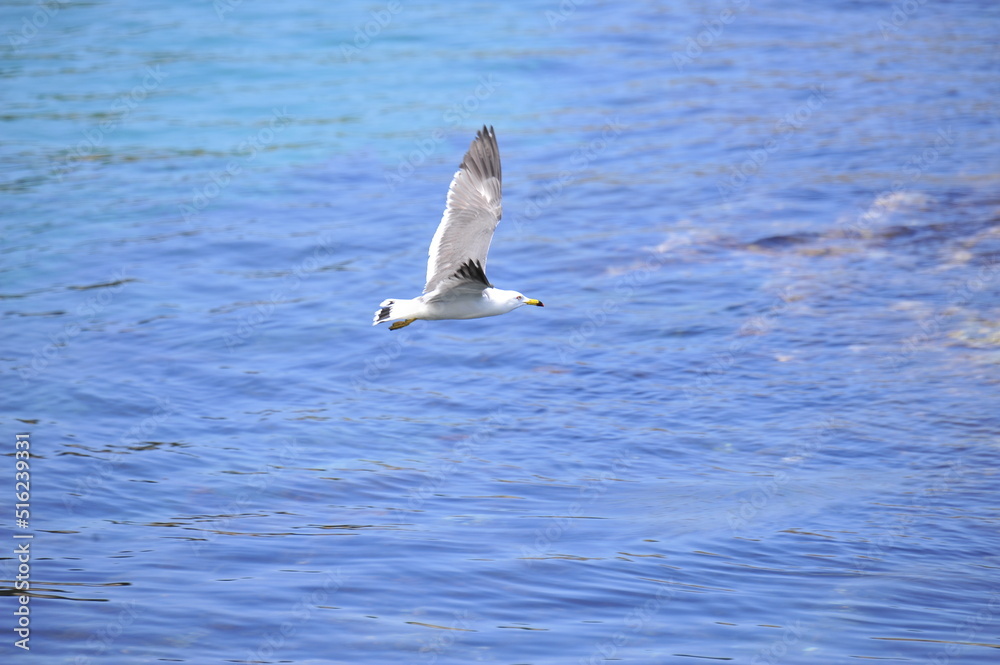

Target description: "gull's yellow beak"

left=524, top=298, right=544, bottom=307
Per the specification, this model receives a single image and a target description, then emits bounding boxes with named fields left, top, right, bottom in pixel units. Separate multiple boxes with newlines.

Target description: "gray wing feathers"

left=424, top=126, right=503, bottom=294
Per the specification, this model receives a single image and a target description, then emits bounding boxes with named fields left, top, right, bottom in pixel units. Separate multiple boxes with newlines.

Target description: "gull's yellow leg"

left=389, top=318, right=417, bottom=331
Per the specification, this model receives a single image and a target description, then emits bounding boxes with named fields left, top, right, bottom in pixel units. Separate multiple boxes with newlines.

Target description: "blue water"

left=3, top=1, right=1000, bottom=663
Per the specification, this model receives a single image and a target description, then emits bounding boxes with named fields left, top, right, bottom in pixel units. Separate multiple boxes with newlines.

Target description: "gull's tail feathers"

left=373, top=299, right=396, bottom=326
left=372, top=298, right=420, bottom=326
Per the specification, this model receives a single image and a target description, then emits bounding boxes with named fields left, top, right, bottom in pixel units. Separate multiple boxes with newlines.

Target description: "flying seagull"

left=373, top=125, right=544, bottom=330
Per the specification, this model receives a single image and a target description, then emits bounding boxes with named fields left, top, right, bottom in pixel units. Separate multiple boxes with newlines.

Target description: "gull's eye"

left=516, top=295, right=523, bottom=300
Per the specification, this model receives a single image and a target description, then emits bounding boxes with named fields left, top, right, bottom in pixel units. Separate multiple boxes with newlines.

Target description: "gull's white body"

left=379, top=288, right=532, bottom=322
left=373, top=126, right=543, bottom=330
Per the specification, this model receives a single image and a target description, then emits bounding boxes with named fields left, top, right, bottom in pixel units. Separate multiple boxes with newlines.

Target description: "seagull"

left=373, top=125, right=544, bottom=331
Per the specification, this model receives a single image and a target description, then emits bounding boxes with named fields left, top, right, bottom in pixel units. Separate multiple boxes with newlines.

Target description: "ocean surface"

left=2, top=1, right=999, bottom=663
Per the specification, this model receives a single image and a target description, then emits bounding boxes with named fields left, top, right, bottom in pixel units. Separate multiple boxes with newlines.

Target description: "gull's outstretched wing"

left=423, top=126, right=502, bottom=295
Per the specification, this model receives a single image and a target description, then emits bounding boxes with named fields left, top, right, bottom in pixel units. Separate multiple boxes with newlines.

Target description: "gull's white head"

left=489, top=288, right=545, bottom=313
